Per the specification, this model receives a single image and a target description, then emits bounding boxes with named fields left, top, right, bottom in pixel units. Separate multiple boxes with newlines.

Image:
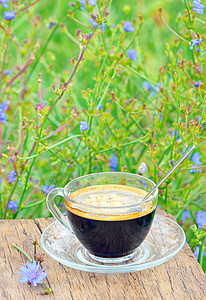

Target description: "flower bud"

left=138, top=162, right=148, bottom=175
left=76, top=29, right=81, bottom=37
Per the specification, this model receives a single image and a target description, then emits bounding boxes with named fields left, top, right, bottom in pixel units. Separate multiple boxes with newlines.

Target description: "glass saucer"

left=41, top=214, right=185, bottom=273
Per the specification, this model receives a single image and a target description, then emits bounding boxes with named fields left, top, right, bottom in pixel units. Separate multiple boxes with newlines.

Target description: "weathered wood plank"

left=0, top=210, right=205, bottom=300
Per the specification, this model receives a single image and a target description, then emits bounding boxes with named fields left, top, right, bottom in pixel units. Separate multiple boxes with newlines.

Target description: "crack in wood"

left=34, top=220, right=42, bottom=234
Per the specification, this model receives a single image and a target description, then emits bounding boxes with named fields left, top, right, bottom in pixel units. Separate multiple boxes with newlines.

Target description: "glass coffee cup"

left=46, top=172, right=158, bottom=263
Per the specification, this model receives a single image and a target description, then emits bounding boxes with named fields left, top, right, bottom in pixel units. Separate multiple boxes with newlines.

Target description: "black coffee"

left=65, top=185, right=155, bottom=258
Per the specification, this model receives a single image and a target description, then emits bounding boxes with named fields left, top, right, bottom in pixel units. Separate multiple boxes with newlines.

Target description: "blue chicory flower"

left=190, top=166, right=201, bottom=173
left=0, top=112, right=7, bottom=123
left=90, top=14, right=98, bottom=27
left=89, top=16, right=105, bottom=31
left=191, top=152, right=202, bottom=165
left=99, top=23, right=106, bottom=31
left=154, top=83, right=161, bottom=93
left=171, top=131, right=181, bottom=141
left=89, top=18, right=96, bottom=27
left=154, top=112, right=162, bottom=121
left=190, top=152, right=202, bottom=173
left=88, top=0, right=97, bottom=5
left=123, top=21, right=135, bottom=32
left=142, top=81, right=152, bottom=90
left=194, top=81, right=202, bottom=87
left=127, top=49, right=137, bottom=61
left=18, top=260, right=48, bottom=286
left=194, top=246, right=200, bottom=259
left=8, top=200, right=18, bottom=211
left=0, top=101, right=7, bottom=111
left=3, top=11, right=16, bottom=20
left=7, top=170, right=17, bottom=184
left=197, top=115, right=201, bottom=122
left=49, top=22, right=57, bottom=29
left=4, top=70, right=11, bottom=75
left=197, top=115, right=204, bottom=127
left=193, top=245, right=206, bottom=260
left=42, top=184, right=55, bottom=195
left=80, top=0, right=96, bottom=9
left=143, top=81, right=160, bottom=97
left=80, top=121, right=90, bottom=132
left=193, top=0, right=204, bottom=15
left=0, top=0, right=10, bottom=8
left=190, top=38, right=202, bottom=50
left=109, top=155, right=118, bottom=171
left=80, top=0, right=86, bottom=10
left=98, top=103, right=102, bottom=110
left=181, top=210, right=190, bottom=222
left=8, top=156, right=15, bottom=163
left=43, top=101, right=47, bottom=108
left=196, top=210, right=206, bottom=228
left=140, top=180, right=147, bottom=188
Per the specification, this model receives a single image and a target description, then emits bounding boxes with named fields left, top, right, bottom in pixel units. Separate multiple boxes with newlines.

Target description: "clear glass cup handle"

left=46, top=187, right=74, bottom=234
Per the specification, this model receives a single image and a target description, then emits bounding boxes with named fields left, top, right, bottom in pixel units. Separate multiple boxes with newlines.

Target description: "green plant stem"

left=14, top=122, right=45, bottom=218
left=12, top=243, right=32, bottom=262
left=97, top=25, right=119, bottom=78
left=14, top=157, right=37, bottom=218
left=93, top=133, right=149, bottom=155
left=87, top=68, right=116, bottom=142
left=120, top=65, right=159, bottom=94
left=124, top=24, right=143, bottom=53
left=198, top=89, right=205, bottom=125
left=22, top=198, right=45, bottom=209
left=3, top=180, right=18, bottom=219
left=102, top=0, right=113, bottom=12
left=184, top=0, right=191, bottom=23
left=0, top=38, right=9, bottom=91
left=170, top=75, right=180, bottom=160
left=196, top=17, right=205, bottom=24
left=164, top=183, right=168, bottom=205
left=159, top=13, right=189, bottom=44
left=27, top=17, right=66, bottom=81
left=176, top=180, right=205, bottom=221
left=94, top=63, right=115, bottom=102
left=19, top=134, right=83, bottom=160
left=0, top=190, right=2, bottom=218
left=198, top=235, right=206, bottom=266
left=42, top=282, right=52, bottom=293
left=64, top=30, right=81, bottom=46
left=18, top=0, right=40, bottom=12
left=44, top=26, right=97, bottom=122
left=114, top=101, right=146, bottom=135
left=154, top=161, right=157, bottom=185
left=72, top=17, right=92, bottom=29
left=190, top=202, right=206, bottom=211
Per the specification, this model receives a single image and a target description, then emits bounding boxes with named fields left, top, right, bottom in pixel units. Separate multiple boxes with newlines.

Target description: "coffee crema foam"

left=65, top=185, right=155, bottom=221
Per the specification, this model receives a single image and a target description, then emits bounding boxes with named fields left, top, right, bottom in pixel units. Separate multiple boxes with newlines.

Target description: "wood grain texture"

left=0, top=210, right=206, bottom=300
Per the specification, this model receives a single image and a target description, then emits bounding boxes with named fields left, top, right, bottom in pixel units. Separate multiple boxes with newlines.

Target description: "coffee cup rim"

left=63, top=172, right=158, bottom=212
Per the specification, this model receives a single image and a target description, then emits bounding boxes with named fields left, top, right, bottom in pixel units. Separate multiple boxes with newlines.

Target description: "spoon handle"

left=143, top=145, right=196, bottom=202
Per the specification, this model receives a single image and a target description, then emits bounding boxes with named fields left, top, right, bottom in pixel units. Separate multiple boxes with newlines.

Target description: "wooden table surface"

left=0, top=209, right=206, bottom=300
